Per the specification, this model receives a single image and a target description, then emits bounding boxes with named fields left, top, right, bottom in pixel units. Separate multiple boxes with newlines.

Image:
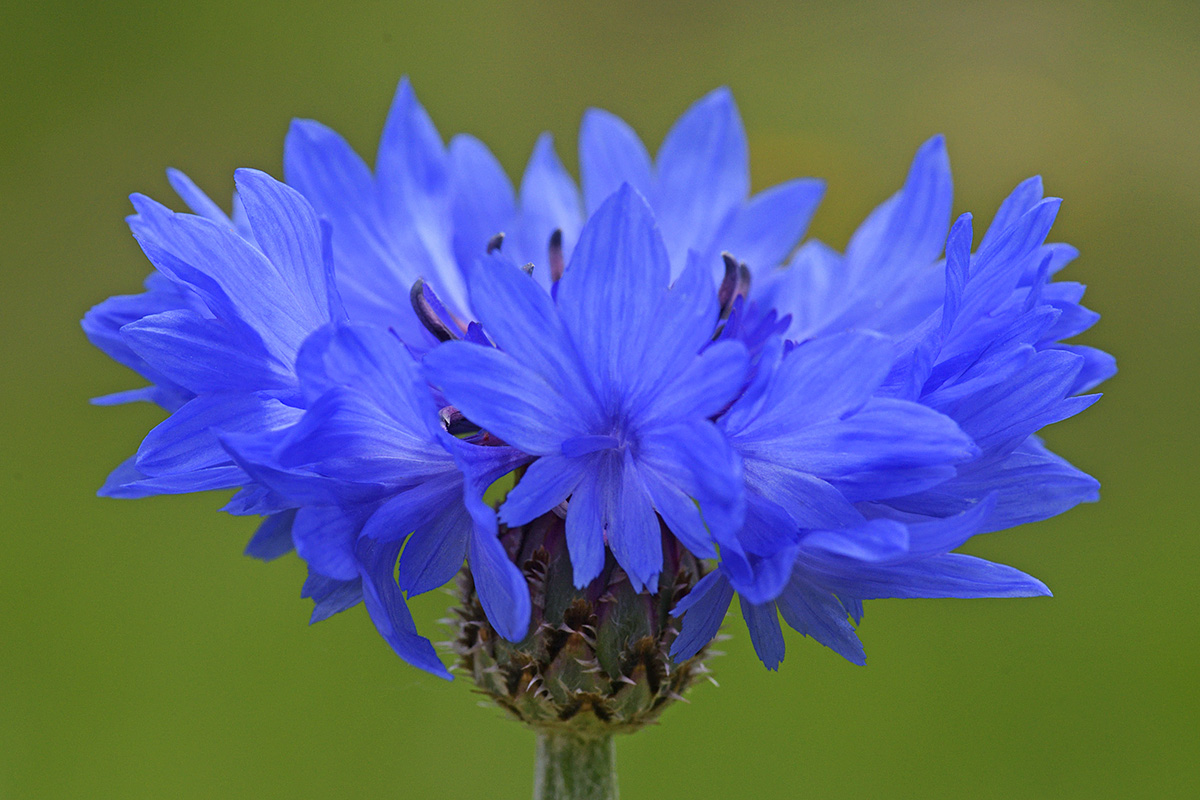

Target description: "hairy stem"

left=533, top=730, right=618, bottom=800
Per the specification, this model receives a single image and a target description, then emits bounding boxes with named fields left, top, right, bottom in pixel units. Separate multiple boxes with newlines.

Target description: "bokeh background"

left=2, top=1, right=1196, bottom=797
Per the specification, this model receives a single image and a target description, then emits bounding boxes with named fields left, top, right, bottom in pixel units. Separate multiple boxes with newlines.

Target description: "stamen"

left=410, top=279, right=458, bottom=342
left=719, top=252, right=739, bottom=317
left=521, top=263, right=535, bottom=276
left=439, top=406, right=479, bottom=436
left=737, top=262, right=752, bottom=300
left=548, top=228, right=565, bottom=282
left=486, top=232, right=505, bottom=253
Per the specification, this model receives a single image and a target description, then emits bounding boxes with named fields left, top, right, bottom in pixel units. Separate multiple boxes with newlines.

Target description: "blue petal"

left=941, top=212, right=973, bottom=336
left=129, top=192, right=324, bottom=360
left=756, top=240, right=845, bottom=340
left=925, top=335, right=1043, bottom=406
left=302, top=569, right=363, bottom=623
left=234, top=168, right=338, bottom=323
left=807, top=552, right=1052, bottom=600
left=292, top=505, right=362, bottom=582
left=562, top=454, right=615, bottom=588
left=82, top=284, right=198, bottom=396
left=775, top=576, right=866, bottom=665
left=953, top=198, right=1062, bottom=328
left=649, top=251, right=723, bottom=382
left=360, top=474, right=465, bottom=545
left=120, top=309, right=289, bottom=395
left=565, top=448, right=665, bottom=592
left=468, top=519, right=532, bottom=642
left=445, top=439, right=533, bottom=642
left=275, top=387, right=456, bottom=485
left=396, top=500, right=472, bottom=597
left=449, top=134, right=517, bottom=270
left=165, top=168, right=233, bottom=225
left=135, top=393, right=300, bottom=478
left=375, top=76, right=450, bottom=226
left=230, top=194, right=252, bottom=239
left=669, top=570, right=734, bottom=661
left=515, top=133, right=583, bottom=280
left=637, top=468, right=718, bottom=559
left=221, top=429, right=387, bottom=508
left=223, top=485, right=291, bottom=517
left=423, top=341, right=586, bottom=454
left=578, top=107, right=655, bottom=215
left=721, top=332, right=895, bottom=437
left=499, top=454, right=588, bottom=527
left=244, top=509, right=297, bottom=561
left=464, top=254, right=596, bottom=412
left=888, top=437, right=1099, bottom=530
left=295, top=322, right=442, bottom=437
left=655, top=87, right=748, bottom=270
left=556, top=184, right=671, bottom=392
left=718, top=178, right=825, bottom=278
left=608, top=450, right=665, bottom=593
left=936, top=349, right=1096, bottom=455
left=737, top=490, right=804, bottom=556
left=845, top=135, right=952, bottom=284
left=446, top=435, right=534, bottom=519
left=801, top=519, right=910, bottom=563
left=284, top=119, right=375, bottom=214
left=898, top=493, right=998, bottom=557
left=638, top=421, right=746, bottom=544
left=562, top=435, right=621, bottom=457
left=841, top=596, right=865, bottom=625
left=357, top=538, right=452, bottom=679
left=767, top=398, right=974, bottom=490
left=739, top=460, right=862, bottom=531
left=801, top=136, right=951, bottom=335
left=979, top=175, right=1043, bottom=251
left=1040, top=283, right=1099, bottom=341
left=283, top=118, right=431, bottom=343
left=639, top=339, right=748, bottom=425
left=373, top=78, right=466, bottom=315
left=90, top=387, right=163, bottom=407
left=98, top=454, right=244, bottom=498
left=740, top=596, right=785, bottom=670
left=1050, top=344, right=1117, bottom=394
left=721, top=546, right=798, bottom=605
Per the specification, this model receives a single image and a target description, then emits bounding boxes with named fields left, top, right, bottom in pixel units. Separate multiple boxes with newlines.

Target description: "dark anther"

left=548, top=228, right=565, bottom=282
left=737, top=262, right=752, bottom=299
left=719, top=252, right=740, bottom=317
left=410, top=279, right=458, bottom=342
left=521, top=263, right=535, bottom=276
left=486, top=232, right=505, bottom=253
left=440, top=406, right=479, bottom=436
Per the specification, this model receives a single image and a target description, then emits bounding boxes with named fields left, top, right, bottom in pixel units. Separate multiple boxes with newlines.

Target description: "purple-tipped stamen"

left=549, top=228, right=565, bottom=283
left=439, top=406, right=479, bottom=436
left=718, top=252, right=739, bottom=317
left=410, top=279, right=460, bottom=342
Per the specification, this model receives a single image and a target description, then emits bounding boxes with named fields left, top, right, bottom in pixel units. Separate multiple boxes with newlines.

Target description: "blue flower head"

left=425, top=185, right=749, bottom=593
left=86, top=79, right=1111, bottom=681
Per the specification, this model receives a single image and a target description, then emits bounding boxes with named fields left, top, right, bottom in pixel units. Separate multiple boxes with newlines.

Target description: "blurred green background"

left=2, top=1, right=1196, bottom=797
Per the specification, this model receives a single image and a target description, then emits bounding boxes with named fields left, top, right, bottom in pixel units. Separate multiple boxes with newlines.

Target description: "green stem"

left=533, top=730, right=618, bottom=800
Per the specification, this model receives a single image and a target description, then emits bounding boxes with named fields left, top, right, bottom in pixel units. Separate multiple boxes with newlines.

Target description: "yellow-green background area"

left=2, top=1, right=1195, bottom=797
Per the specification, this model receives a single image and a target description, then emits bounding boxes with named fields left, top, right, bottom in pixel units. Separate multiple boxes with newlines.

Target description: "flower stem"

left=533, top=730, right=618, bottom=800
